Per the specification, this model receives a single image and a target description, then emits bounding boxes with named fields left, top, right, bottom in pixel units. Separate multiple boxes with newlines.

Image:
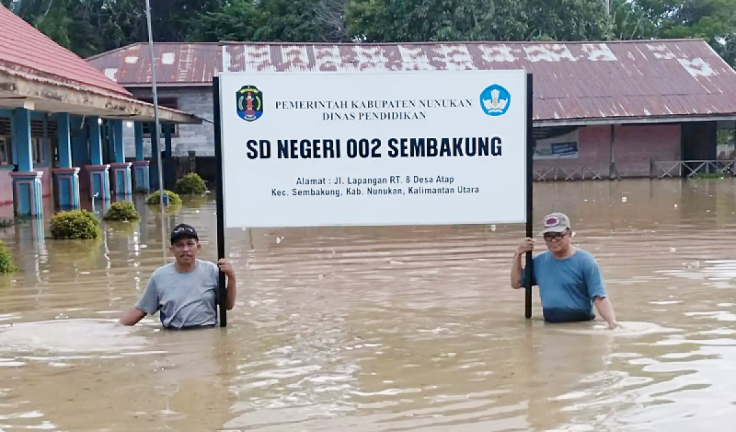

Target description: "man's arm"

left=511, top=238, right=534, bottom=289
left=226, top=273, right=237, bottom=310
left=119, top=277, right=158, bottom=326
left=594, top=297, right=618, bottom=329
left=584, top=256, right=619, bottom=329
left=119, top=308, right=147, bottom=326
left=218, top=259, right=237, bottom=310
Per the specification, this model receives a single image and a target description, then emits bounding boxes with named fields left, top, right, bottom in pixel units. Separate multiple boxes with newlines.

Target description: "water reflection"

left=0, top=179, right=735, bottom=430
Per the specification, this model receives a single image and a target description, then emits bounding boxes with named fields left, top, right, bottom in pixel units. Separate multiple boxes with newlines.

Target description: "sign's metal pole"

left=525, top=73, right=535, bottom=319
left=213, top=76, right=227, bottom=328
left=145, top=0, right=166, bottom=214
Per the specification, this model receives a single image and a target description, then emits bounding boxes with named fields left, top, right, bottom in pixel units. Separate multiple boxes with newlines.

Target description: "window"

left=140, top=97, right=179, bottom=137
left=0, top=137, right=12, bottom=166
left=31, top=138, right=45, bottom=164
left=717, top=121, right=735, bottom=160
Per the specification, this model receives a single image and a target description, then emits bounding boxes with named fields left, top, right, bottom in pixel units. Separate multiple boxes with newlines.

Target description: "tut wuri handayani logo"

left=480, top=84, right=510, bottom=116
left=236, top=85, right=263, bottom=122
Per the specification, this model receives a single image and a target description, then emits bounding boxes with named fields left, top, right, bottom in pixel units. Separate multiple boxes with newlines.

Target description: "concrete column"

left=13, top=108, right=33, bottom=172
left=132, top=122, right=150, bottom=193
left=109, top=119, right=132, bottom=196
left=162, top=124, right=174, bottom=189
left=89, top=117, right=103, bottom=165
left=52, top=113, right=80, bottom=210
left=150, top=122, right=160, bottom=190
left=84, top=117, right=110, bottom=200
left=164, top=124, right=173, bottom=158
left=10, top=108, right=43, bottom=217
left=135, top=122, right=144, bottom=161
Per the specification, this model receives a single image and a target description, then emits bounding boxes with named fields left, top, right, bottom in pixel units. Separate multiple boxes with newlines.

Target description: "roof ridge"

left=86, top=37, right=711, bottom=59
left=214, top=38, right=707, bottom=46
left=0, top=4, right=131, bottom=97
left=85, top=42, right=144, bottom=61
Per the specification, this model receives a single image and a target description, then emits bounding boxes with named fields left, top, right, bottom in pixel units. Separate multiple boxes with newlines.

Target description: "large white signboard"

left=217, top=70, right=528, bottom=228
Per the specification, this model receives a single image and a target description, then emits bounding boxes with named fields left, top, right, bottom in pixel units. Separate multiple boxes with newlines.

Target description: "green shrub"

left=103, top=201, right=141, bottom=221
left=0, top=241, right=16, bottom=274
left=175, top=173, right=207, bottom=195
left=146, top=190, right=182, bottom=206
left=80, top=209, right=99, bottom=225
left=0, top=219, right=13, bottom=228
left=50, top=210, right=102, bottom=240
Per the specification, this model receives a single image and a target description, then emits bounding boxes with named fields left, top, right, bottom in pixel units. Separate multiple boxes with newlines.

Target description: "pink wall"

left=534, top=124, right=681, bottom=178
left=0, top=166, right=54, bottom=214
left=0, top=169, right=13, bottom=206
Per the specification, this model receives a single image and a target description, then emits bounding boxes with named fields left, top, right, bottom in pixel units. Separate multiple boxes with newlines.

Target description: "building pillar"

left=52, top=113, right=80, bottom=210
left=162, top=123, right=175, bottom=189
left=109, top=120, right=132, bottom=196
left=85, top=117, right=110, bottom=201
left=132, top=122, right=150, bottom=193
left=150, top=122, right=160, bottom=190
left=164, top=123, right=173, bottom=158
left=11, top=108, right=43, bottom=217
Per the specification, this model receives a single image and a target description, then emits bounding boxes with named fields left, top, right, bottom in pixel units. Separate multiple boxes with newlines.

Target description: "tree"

left=344, top=0, right=611, bottom=43
left=5, top=0, right=227, bottom=57
left=608, top=0, right=736, bottom=65
left=5, top=0, right=736, bottom=68
left=192, top=0, right=350, bottom=43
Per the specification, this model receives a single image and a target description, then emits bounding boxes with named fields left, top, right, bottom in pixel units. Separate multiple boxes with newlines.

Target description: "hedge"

left=103, top=201, right=141, bottom=222
left=0, top=241, right=16, bottom=274
left=175, top=173, right=207, bottom=195
left=146, top=190, right=182, bottom=206
left=50, top=210, right=101, bottom=240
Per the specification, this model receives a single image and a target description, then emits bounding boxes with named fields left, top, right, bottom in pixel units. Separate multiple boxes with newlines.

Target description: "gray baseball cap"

left=540, top=212, right=571, bottom=235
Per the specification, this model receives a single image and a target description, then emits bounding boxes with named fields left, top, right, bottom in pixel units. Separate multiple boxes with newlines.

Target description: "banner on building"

left=216, top=70, right=529, bottom=228
left=534, top=130, right=578, bottom=160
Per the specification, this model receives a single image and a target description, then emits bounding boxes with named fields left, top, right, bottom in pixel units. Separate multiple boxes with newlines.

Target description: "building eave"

left=536, top=114, right=736, bottom=127
left=124, top=82, right=212, bottom=89
left=0, top=68, right=201, bottom=124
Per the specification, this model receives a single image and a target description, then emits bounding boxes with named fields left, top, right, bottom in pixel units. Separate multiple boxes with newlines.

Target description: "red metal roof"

left=0, top=4, right=130, bottom=97
left=86, top=39, right=736, bottom=123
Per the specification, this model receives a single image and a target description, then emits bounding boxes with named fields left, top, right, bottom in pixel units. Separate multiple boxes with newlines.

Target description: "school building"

left=87, top=39, right=736, bottom=181
left=0, top=4, right=199, bottom=219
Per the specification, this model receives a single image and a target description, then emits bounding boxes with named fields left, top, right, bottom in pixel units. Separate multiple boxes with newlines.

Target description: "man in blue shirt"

left=511, top=212, right=619, bottom=329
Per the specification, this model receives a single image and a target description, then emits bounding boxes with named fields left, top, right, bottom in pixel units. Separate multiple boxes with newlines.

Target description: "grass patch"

left=693, top=173, right=729, bottom=179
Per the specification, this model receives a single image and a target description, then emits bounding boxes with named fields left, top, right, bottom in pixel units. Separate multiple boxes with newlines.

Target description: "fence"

left=162, top=155, right=620, bottom=184
left=152, top=155, right=736, bottom=186
left=650, top=160, right=736, bottom=179
left=533, top=164, right=616, bottom=181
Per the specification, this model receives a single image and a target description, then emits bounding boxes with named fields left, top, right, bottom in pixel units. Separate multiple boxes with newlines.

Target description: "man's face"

left=543, top=229, right=571, bottom=253
left=170, top=236, right=200, bottom=264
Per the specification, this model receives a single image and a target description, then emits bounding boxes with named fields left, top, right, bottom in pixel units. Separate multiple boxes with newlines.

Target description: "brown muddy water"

left=0, top=179, right=735, bottom=431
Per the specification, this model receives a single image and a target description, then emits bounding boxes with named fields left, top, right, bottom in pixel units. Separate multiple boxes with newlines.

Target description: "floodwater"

left=0, top=179, right=735, bottom=431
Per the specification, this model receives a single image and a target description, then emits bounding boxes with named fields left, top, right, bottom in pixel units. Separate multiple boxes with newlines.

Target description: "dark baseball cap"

left=170, top=223, right=199, bottom=244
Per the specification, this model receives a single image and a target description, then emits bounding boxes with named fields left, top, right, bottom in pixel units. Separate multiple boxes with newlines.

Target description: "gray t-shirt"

left=136, top=259, right=219, bottom=329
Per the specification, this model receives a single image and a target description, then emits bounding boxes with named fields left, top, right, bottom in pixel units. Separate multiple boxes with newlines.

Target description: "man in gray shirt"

left=119, top=224, right=237, bottom=329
